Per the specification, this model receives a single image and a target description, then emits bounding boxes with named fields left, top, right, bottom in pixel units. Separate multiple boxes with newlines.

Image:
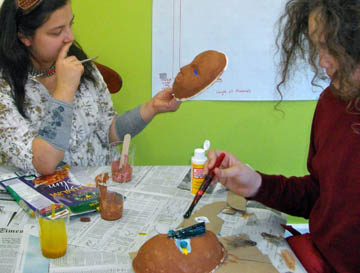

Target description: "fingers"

left=204, top=150, right=223, bottom=178
left=164, top=88, right=181, bottom=109
left=152, top=88, right=181, bottom=113
left=204, top=150, right=216, bottom=174
left=215, top=166, right=239, bottom=180
left=53, top=42, right=84, bottom=100
left=157, top=89, right=176, bottom=101
left=56, top=43, right=83, bottom=70
left=161, top=88, right=172, bottom=95
left=205, top=150, right=225, bottom=172
left=153, top=89, right=169, bottom=97
left=57, top=42, right=73, bottom=61
left=168, top=97, right=181, bottom=111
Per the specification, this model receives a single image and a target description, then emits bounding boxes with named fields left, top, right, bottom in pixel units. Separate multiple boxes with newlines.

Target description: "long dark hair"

left=0, top=0, right=96, bottom=118
left=276, top=0, right=360, bottom=101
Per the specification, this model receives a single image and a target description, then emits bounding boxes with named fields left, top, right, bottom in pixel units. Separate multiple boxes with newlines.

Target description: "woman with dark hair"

left=0, top=0, right=180, bottom=175
left=205, top=1, right=360, bottom=272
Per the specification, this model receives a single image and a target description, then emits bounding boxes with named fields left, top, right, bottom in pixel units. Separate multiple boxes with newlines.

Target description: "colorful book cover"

left=1, top=171, right=99, bottom=215
left=26, top=174, right=99, bottom=214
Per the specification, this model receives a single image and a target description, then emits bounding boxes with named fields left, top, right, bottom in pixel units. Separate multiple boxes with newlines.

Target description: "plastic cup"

left=109, top=141, right=135, bottom=183
left=36, top=204, right=70, bottom=259
left=99, top=185, right=124, bottom=221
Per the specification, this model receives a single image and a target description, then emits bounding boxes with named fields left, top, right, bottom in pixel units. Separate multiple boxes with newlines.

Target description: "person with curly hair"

left=205, top=1, right=360, bottom=272
left=0, top=0, right=181, bottom=175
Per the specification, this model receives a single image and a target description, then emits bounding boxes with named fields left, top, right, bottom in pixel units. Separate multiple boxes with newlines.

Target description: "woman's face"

left=19, top=1, right=74, bottom=69
left=308, top=11, right=340, bottom=88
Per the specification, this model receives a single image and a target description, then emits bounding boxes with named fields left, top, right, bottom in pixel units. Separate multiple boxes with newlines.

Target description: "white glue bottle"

left=191, top=140, right=210, bottom=194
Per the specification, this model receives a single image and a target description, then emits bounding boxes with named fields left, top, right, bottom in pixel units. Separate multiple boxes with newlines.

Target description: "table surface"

left=0, top=165, right=307, bottom=273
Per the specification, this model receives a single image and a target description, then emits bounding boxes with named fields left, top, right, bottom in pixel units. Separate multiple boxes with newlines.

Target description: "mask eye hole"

left=192, top=64, right=199, bottom=76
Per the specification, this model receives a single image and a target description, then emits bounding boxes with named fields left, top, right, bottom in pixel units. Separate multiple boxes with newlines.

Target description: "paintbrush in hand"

left=183, top=152, right=225, bottom=219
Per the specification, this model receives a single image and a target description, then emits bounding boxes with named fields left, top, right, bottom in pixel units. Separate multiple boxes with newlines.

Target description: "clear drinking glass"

left=36, top=204, right=70, bottom=258
left=109, top=141, right=135, bottom=183
left=99, top=184, right=124, bottom=221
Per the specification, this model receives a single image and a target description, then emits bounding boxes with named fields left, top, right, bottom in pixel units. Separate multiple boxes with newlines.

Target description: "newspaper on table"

left=0, top=165, right=306, bottom=273
left=0, top=225, right=49, bottom=273
left=0, top=165, right=23, bottom=181
left=0, top=200, right=19, bottom=227
left=54, top=166, right=306, bottom=273
left=0, top=228, right=23, bottom=273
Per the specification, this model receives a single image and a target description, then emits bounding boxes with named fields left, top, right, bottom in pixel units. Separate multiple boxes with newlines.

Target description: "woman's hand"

left=204, top=150, right=262, bottom=198
left=53, top=42, right=84, bottom=103
left=140, top=88, right=181, bottom=122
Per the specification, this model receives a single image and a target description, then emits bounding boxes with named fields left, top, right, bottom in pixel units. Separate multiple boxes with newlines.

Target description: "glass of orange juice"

left=36, top=204, right=70, bottom=259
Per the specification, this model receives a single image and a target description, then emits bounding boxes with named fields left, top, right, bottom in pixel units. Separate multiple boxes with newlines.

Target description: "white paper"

left=152, top=0, right=329, bottom=101
left=0, top=227, right=48, bottom=273
left=0, top=228, right=23, bottom=273
left=0, top=200, right=19, bottom=227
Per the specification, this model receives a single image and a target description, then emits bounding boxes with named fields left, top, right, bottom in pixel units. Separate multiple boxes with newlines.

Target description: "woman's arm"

left=33, top=43, right=84, bottom=175
left=109, top=88, right=181, bottom=142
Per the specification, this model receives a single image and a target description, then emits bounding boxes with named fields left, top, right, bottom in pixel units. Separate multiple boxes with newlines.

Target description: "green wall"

left=72, top=0, right=316, bottom=223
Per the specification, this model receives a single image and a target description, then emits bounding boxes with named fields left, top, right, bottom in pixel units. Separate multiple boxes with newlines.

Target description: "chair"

left=94, top=62, right=122, bottom=94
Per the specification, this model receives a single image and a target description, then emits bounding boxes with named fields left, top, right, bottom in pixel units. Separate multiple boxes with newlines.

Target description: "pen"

left=183, top=153, right=225, bottom=219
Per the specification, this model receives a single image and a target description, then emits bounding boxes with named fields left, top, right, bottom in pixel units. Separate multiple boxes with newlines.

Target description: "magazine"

left=0, top=172, right=99, bottom=216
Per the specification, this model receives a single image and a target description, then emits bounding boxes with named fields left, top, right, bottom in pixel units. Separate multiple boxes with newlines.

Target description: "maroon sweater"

left=253, top=86, right=360, bottom=273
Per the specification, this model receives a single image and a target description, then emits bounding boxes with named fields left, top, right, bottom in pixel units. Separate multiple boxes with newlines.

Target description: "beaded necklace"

left=30, top=64, right=56, bottom=78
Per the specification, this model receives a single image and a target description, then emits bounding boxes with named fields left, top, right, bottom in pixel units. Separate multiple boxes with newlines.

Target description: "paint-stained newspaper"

left=0, top=166, right=306, bottom=273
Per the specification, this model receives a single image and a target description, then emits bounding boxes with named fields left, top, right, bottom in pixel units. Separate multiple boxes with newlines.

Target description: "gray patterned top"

left=0, top=66, right=116, bottom=173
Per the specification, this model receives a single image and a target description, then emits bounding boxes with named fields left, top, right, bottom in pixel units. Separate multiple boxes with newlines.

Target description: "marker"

left=183, top=153, right=225, bottom=219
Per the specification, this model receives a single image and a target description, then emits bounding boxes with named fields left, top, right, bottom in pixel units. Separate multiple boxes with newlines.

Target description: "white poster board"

left=152, top=0, right=328, bottom=101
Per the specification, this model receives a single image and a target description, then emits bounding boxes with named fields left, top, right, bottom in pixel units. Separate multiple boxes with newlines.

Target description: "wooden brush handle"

left=119, top=134, right=131, bottom=169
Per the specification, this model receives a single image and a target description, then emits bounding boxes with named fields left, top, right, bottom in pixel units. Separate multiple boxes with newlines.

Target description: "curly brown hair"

left=276, top=0, right=360, bottom=101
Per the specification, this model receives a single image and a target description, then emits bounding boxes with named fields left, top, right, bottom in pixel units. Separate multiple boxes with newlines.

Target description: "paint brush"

left=80, top=56, right=98, bottom=64
left=119, top=134, right=131, bottom=170
left=32, top=56, right=99, bottom=78
left=183, top=152, right=225, bottom=219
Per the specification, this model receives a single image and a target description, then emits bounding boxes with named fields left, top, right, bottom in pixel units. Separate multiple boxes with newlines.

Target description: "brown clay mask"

left=172, top=50, right=227, bottom=100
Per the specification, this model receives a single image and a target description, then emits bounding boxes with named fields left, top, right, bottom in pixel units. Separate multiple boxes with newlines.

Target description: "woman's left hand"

left=141, top=88, right=181, bottom=122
